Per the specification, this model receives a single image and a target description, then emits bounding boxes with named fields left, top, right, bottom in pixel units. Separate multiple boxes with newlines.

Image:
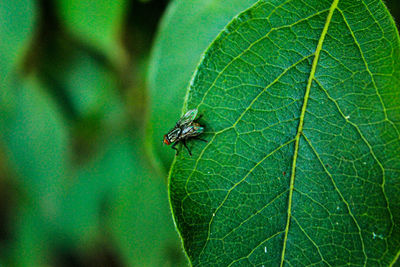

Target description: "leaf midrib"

left=279, top=0, right=340, bottom=266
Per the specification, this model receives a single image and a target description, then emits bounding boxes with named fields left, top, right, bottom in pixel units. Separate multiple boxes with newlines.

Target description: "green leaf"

left=169, top=0, right=400, bottom=266
left=40, top=48, right=125, bottom=124
left=55, top=0, right=127, bottom=64
left=108, top=134, right=188, bottom=267
left=0, top=76, right=68, bottom=265
left=147, top=0, right=258, bottom=170
left=56, top=134, right=139, bottom=247
left=10, top=208, right=48, bottom=267
left=1, top=76, right=69, bottom=211
left=0, top=0, right=37, bottom=104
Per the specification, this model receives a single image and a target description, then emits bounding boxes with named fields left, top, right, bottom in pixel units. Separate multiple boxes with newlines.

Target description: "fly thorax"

left=168, top=128, right=181, bottom=143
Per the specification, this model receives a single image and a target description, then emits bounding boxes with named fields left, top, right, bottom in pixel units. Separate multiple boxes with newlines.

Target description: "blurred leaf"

left=109, top=135, right=188, bottom=267
left=10, top=208, right=49, bottom=267
left=41, top=48, right=125, bottom=124
left=57, top=133, right=134, bottom=247
left=55, top=0, right=127, bottom=65
left=1, top=76, right=69, bottom=217
left=36, top=46, right=127, bottom=246
left=169, top=0, right=400, bottom=265
left=0, top=77, right=67, bottom=267
left=0, top=0, right=37, bottom=105
left=147, top=0, right=258, bottom=170
left=51, top=129, right=186, bottom=266
left=63, top=53, right=123, bottom=120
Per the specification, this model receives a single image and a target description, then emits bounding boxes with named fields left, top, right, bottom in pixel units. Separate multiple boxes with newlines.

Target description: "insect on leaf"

left=169, top=0, right=400, bottom=266
left=147, top=0, right=259, bottom=169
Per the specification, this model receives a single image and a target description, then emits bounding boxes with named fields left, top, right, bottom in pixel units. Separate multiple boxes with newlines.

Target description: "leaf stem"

left=279, top=0, right=339, bottom=265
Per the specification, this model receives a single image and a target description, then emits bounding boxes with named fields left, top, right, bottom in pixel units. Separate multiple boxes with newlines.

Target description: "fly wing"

left=176, top=109, right=198, bottom=126
left=181, top=123, right=204, bottom=137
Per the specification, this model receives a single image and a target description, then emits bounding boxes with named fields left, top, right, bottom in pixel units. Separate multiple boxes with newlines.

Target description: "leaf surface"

left=0, top=76, right=68, bottom=266
left=108, top=135, right=188, bottom=267
left=0, top=0, right=36, bottom=78
left=55, top=0, right=127, bottom=64
left=147, top=0, right=258, bottom=170
left=169, top=0, right=400, bottom=266
left=0, top=0, right=37, bottom=105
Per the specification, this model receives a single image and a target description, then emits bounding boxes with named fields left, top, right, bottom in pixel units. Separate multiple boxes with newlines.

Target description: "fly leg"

left=182, top=139, right=192, bottom=156
left=171, top=142, right=179, bottom=155
left=194, top=136, right=208, bottom=143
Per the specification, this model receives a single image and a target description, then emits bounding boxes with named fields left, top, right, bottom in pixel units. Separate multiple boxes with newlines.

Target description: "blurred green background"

left=0, top=0, right=399, bottom=266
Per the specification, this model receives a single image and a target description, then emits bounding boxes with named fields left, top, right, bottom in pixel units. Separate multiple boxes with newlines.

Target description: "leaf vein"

left=292, top=216, right=332, bottom=267
left=221, top=188, right=289, bottom=240
left=314, top=78, right=394, bottom=241
left=294, top=188, right=331, bottom=215
left=198, top=138, right=295, bottom=258
left=227, top=230, right=285, bottom=267
left=336, top=7, right=400, bottom=140
left=194, top=9, right=330, bottom=109
left=302, top=133, right=367, bottom=265
left=184, top=54, right=312, bottom=193
left=389, top=249, right=400, bottom=267
left=280, top=0, right=339, bottom=266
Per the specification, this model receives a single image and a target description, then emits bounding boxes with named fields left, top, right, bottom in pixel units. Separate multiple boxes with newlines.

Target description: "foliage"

left=147, top=0, right=259, bottom=170
left=0, top=0, right=184, bottom=266
left=0, top=0, right=400, bottom=266
left=168, top=0, right=400, bottom=266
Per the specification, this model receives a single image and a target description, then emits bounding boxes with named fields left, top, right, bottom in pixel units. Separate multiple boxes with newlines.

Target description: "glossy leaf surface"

left=169, top=0, right=400, bottom=266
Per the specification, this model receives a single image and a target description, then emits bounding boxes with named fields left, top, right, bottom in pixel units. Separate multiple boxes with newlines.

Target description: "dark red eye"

left=163, top=135, right=170, bottom=145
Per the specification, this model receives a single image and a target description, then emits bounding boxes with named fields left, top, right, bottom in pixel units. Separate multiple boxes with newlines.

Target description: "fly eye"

left=163, top=135, right=170, bottom=145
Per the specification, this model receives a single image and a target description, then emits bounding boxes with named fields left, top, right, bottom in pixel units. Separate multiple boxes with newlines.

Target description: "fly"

left=163, top=109, right=207, bottom=156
